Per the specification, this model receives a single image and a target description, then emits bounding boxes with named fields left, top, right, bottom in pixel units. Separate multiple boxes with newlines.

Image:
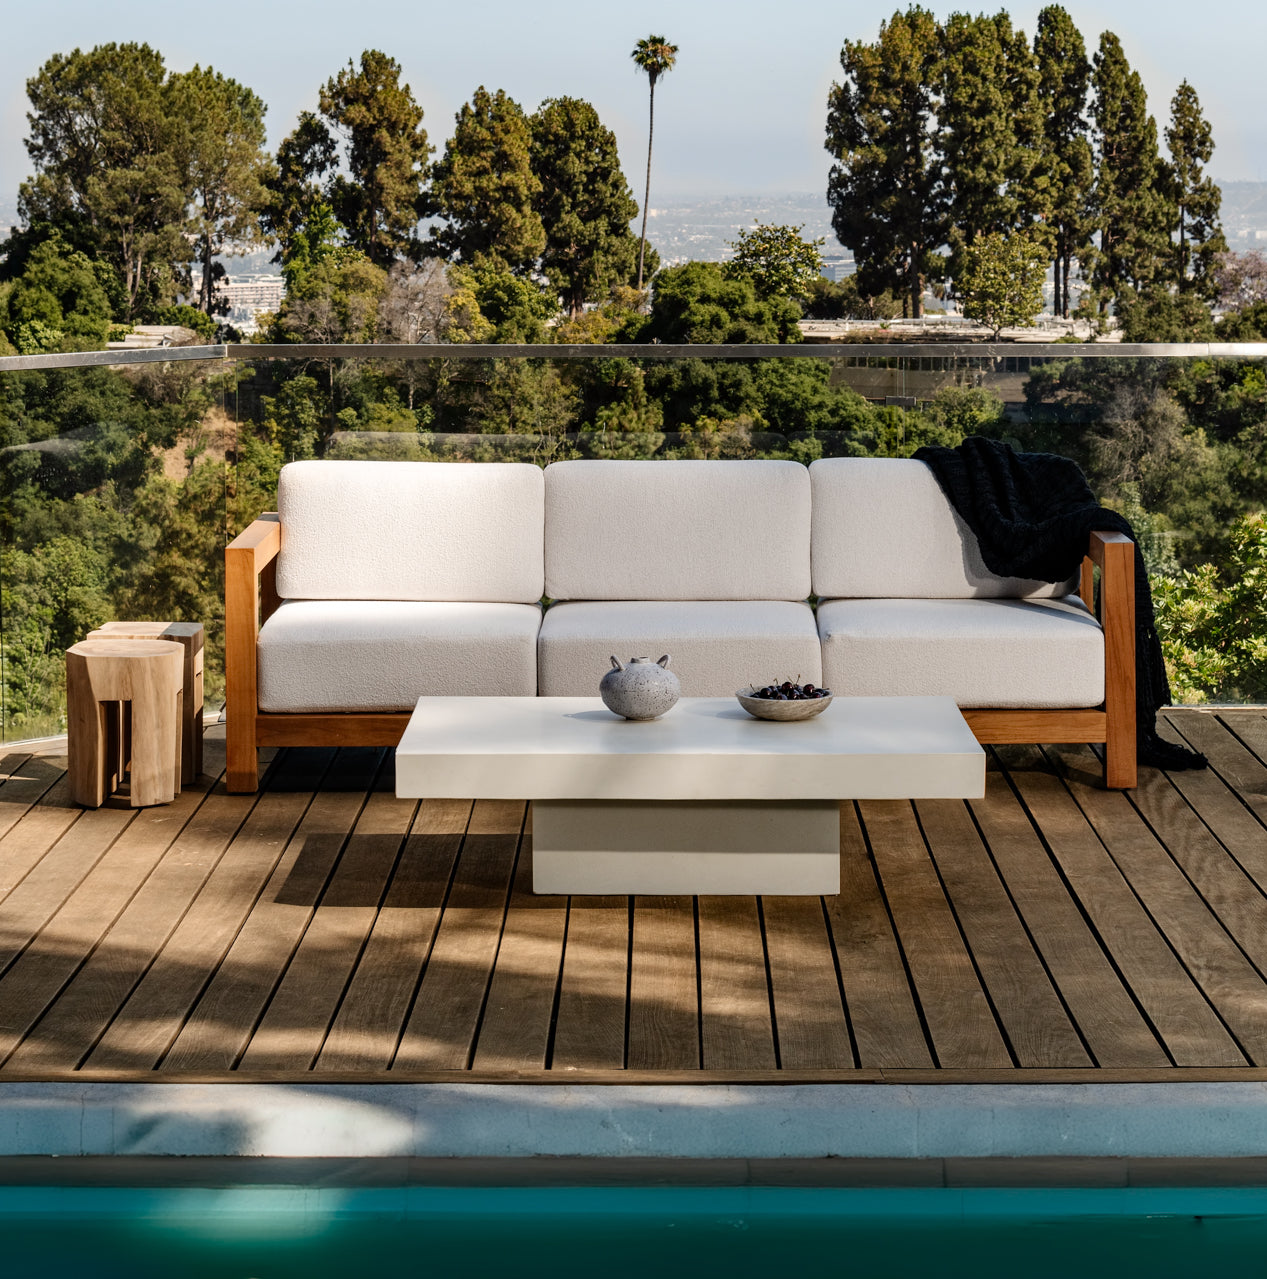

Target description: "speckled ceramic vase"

left=599, top=655, right=681, bottom=720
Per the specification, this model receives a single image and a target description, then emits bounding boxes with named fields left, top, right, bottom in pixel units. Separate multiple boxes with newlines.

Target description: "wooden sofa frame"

left=225, top=517, right=1137, bottom=794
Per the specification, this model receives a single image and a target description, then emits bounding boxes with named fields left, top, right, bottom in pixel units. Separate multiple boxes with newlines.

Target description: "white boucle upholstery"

left=817, top=596, right=1103, bottom=708
left=810, top=457, right=1076, bottom=600
left=544, top=460, right=811, bottom=601
left=276, top=460, right=544, bottom=603
left=258, top=600, right=541, bottom=712
left=538, top=600, right=822, bottom=697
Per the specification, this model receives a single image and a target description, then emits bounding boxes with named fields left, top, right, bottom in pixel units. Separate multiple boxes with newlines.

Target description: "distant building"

left=215, top=273, right=285, bottom=333
left=820, top=256, right=854, bottom=282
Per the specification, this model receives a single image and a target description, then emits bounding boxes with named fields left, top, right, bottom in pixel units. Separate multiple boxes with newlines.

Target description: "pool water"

left=1, top=1185, right=1265, bottom=1279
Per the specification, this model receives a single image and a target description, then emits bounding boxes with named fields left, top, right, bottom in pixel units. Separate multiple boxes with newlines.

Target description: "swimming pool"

left=2, top=1185, right=1266, bottom=1279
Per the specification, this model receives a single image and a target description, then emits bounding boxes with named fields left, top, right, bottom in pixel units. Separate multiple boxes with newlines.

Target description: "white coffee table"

left=394, top=696, right=984, bottom=896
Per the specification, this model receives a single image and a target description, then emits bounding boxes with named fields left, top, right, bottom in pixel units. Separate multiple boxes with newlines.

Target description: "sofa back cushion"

left=545, top=460, right=811, bottom=601
left=276, top=460, right=544, bottom=603
left=810, top=457, right=1076, bottom=599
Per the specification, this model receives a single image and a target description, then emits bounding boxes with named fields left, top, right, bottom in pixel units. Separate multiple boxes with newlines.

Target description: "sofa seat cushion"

left=538, top=600, right=822, bottom=697
left=258, top=600, right=541, bottom=713
left=817, top=596, right=1103, bottom=709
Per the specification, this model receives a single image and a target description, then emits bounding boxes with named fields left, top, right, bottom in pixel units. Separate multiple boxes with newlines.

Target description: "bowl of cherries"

left=736, top=679, right=833, bottom=721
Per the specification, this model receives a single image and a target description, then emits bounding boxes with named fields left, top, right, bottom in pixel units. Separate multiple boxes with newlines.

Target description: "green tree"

left=725, top=223, right=824, bottom=302
left=938, top=10, right=1045, bottom=283
left=168, top=66, right=271, bottom=315
left=955, top=229, right=1047, bottom=337
left=631, top=35, right=678, bottom=292
left=1087, top=33, right=1172, bottom=314
left=529, top=97, right=640, bottom=316
left=19, top=43, right=188, bottom=319
left=637, top=260, right=801, bottom=344
left=1163, top=81, right=1226, bottom=298
left=1, top=234, right=112, bottom=347
left=1034, top=5, right=1094, bottom=317
left=262, top=111, right=338, bottom=267
left=428, top=87, right=545, bottom=273
left=1154, top=512, right=1267, bottom=702
left=318, top=51, right=432, bottom=265
left=826, top=7, right=946, bottom=318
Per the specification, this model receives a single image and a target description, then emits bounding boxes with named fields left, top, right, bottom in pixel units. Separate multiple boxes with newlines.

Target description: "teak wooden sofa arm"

left=224, top=520, right=1138, bottom=794
left=226, top=515, right=281, bottom=793
left=962, top=529, right=1136, bottom=789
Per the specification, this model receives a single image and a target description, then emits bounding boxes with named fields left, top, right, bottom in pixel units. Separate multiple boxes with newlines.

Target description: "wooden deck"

left=2, top=710, right=1267, bottom=1084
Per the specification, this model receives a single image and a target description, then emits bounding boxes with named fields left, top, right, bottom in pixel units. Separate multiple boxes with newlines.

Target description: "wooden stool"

left=66, top=639, right=184, bottom=808
left=86, top=622, right=204, bottom=783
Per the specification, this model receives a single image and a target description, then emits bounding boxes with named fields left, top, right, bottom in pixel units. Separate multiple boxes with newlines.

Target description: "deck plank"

left=627, top=896, right=699, bottom=1070
left=4, top=750, right=310, bottom=1074
left=160, top=749, right=365, bottom=1072
left=1127, top=765, right=1267, bottom=996
left=860, top=800, right=1012, bottom=1069
left=391, top=800, right=523, bottom=1071
left=0, top=752, right=65, bottom=845
left=1219, top=711, right=1267, bottom=768
left=1166, top=712, right=1267, bottom=828
left=1003, top=746, right=1245, bottom=1067
left=0, top=768, right=84, bottom=904
left=916, top=797, right=1090, bottom=1068
left=238, top=762, right=414, bottom=1071
left=0, top=757, right=223, bottom=1068
left=1051, top=743, right=1267, bottom=1065
left=1160, top=722, right=1267, bottom=895
left=968, top=758, right=1168, bottom=1068
left=827, top=804, right=932, bottom=1069
left=316, top=799, right=468, bottom=1071
left=91, top=747, right=370, bottom=1072
left=762, top=895, right=853, bottom=1069
left=0, top=803, right=136, bottom=980
left=697, top=895, right=776, bottom=1070
left=472, top=824, right=569, bottom=1072
left=549, top=894, right=630, bottom=1071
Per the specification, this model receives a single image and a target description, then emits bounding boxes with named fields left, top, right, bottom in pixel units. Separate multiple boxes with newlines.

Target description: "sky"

left=2, top=0, right=1265, bottom=217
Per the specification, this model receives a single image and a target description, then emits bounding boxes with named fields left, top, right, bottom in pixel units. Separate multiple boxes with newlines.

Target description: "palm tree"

left=631, top=34, right=678, bottom=293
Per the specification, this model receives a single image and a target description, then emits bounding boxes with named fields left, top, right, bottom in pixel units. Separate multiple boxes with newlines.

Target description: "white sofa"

left=226, top=457, right=1135, bottom=793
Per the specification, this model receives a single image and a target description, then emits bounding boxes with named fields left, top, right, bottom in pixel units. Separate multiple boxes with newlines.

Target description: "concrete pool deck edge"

left=1, top=1083, right=1266, bottom=1185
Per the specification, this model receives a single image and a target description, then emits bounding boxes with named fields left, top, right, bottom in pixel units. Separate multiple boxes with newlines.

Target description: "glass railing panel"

left=1, top=347, right=229, bottom=743
left=4, top=340, right=1266, bottom=743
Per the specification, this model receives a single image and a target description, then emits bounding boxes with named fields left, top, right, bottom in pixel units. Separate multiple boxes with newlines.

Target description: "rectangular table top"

left=394, top=696, right=985, bottom=801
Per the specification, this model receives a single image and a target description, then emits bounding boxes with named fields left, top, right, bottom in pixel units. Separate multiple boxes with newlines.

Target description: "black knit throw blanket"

left=912, top=436, right=1206, bottom=772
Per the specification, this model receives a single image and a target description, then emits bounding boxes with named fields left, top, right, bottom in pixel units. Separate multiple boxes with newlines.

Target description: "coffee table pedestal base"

left=532, top=799, right=840, bottom=896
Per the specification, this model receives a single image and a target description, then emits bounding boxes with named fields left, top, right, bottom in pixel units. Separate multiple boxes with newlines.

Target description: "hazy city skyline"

left=3, top=0, right=1265, bottom=225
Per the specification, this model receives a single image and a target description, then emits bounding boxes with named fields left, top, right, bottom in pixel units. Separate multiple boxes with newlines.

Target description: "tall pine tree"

left=1164, top=81, right=1225, bottom=298
left=529, top=97, right=639, bottom=316
left=826, top=6, right=945, bottom=318
left=428, top=87, right=545, bottom=274
left=1034, top=5, right=1094, bottom=318
left=1088, top=32, right=1172, bottom=313
left=318, top=51, right=431, bottom=266
left=938, top=11, right=1044, bottom=285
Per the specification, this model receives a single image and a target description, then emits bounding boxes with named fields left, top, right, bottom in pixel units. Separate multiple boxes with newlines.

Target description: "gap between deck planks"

left=1, top=712, right=1266, bottom=1082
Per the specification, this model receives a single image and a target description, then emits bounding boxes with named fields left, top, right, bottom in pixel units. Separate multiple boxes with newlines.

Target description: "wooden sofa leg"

left=1104, top=732, right=1136, bottom=791
left=1097, top=534, right=1137, bottom=790
left=226, top=711, right=259, bottom=794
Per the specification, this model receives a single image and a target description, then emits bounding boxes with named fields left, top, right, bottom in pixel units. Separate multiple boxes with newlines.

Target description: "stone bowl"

left=735, top=690, right=833, bottom=721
